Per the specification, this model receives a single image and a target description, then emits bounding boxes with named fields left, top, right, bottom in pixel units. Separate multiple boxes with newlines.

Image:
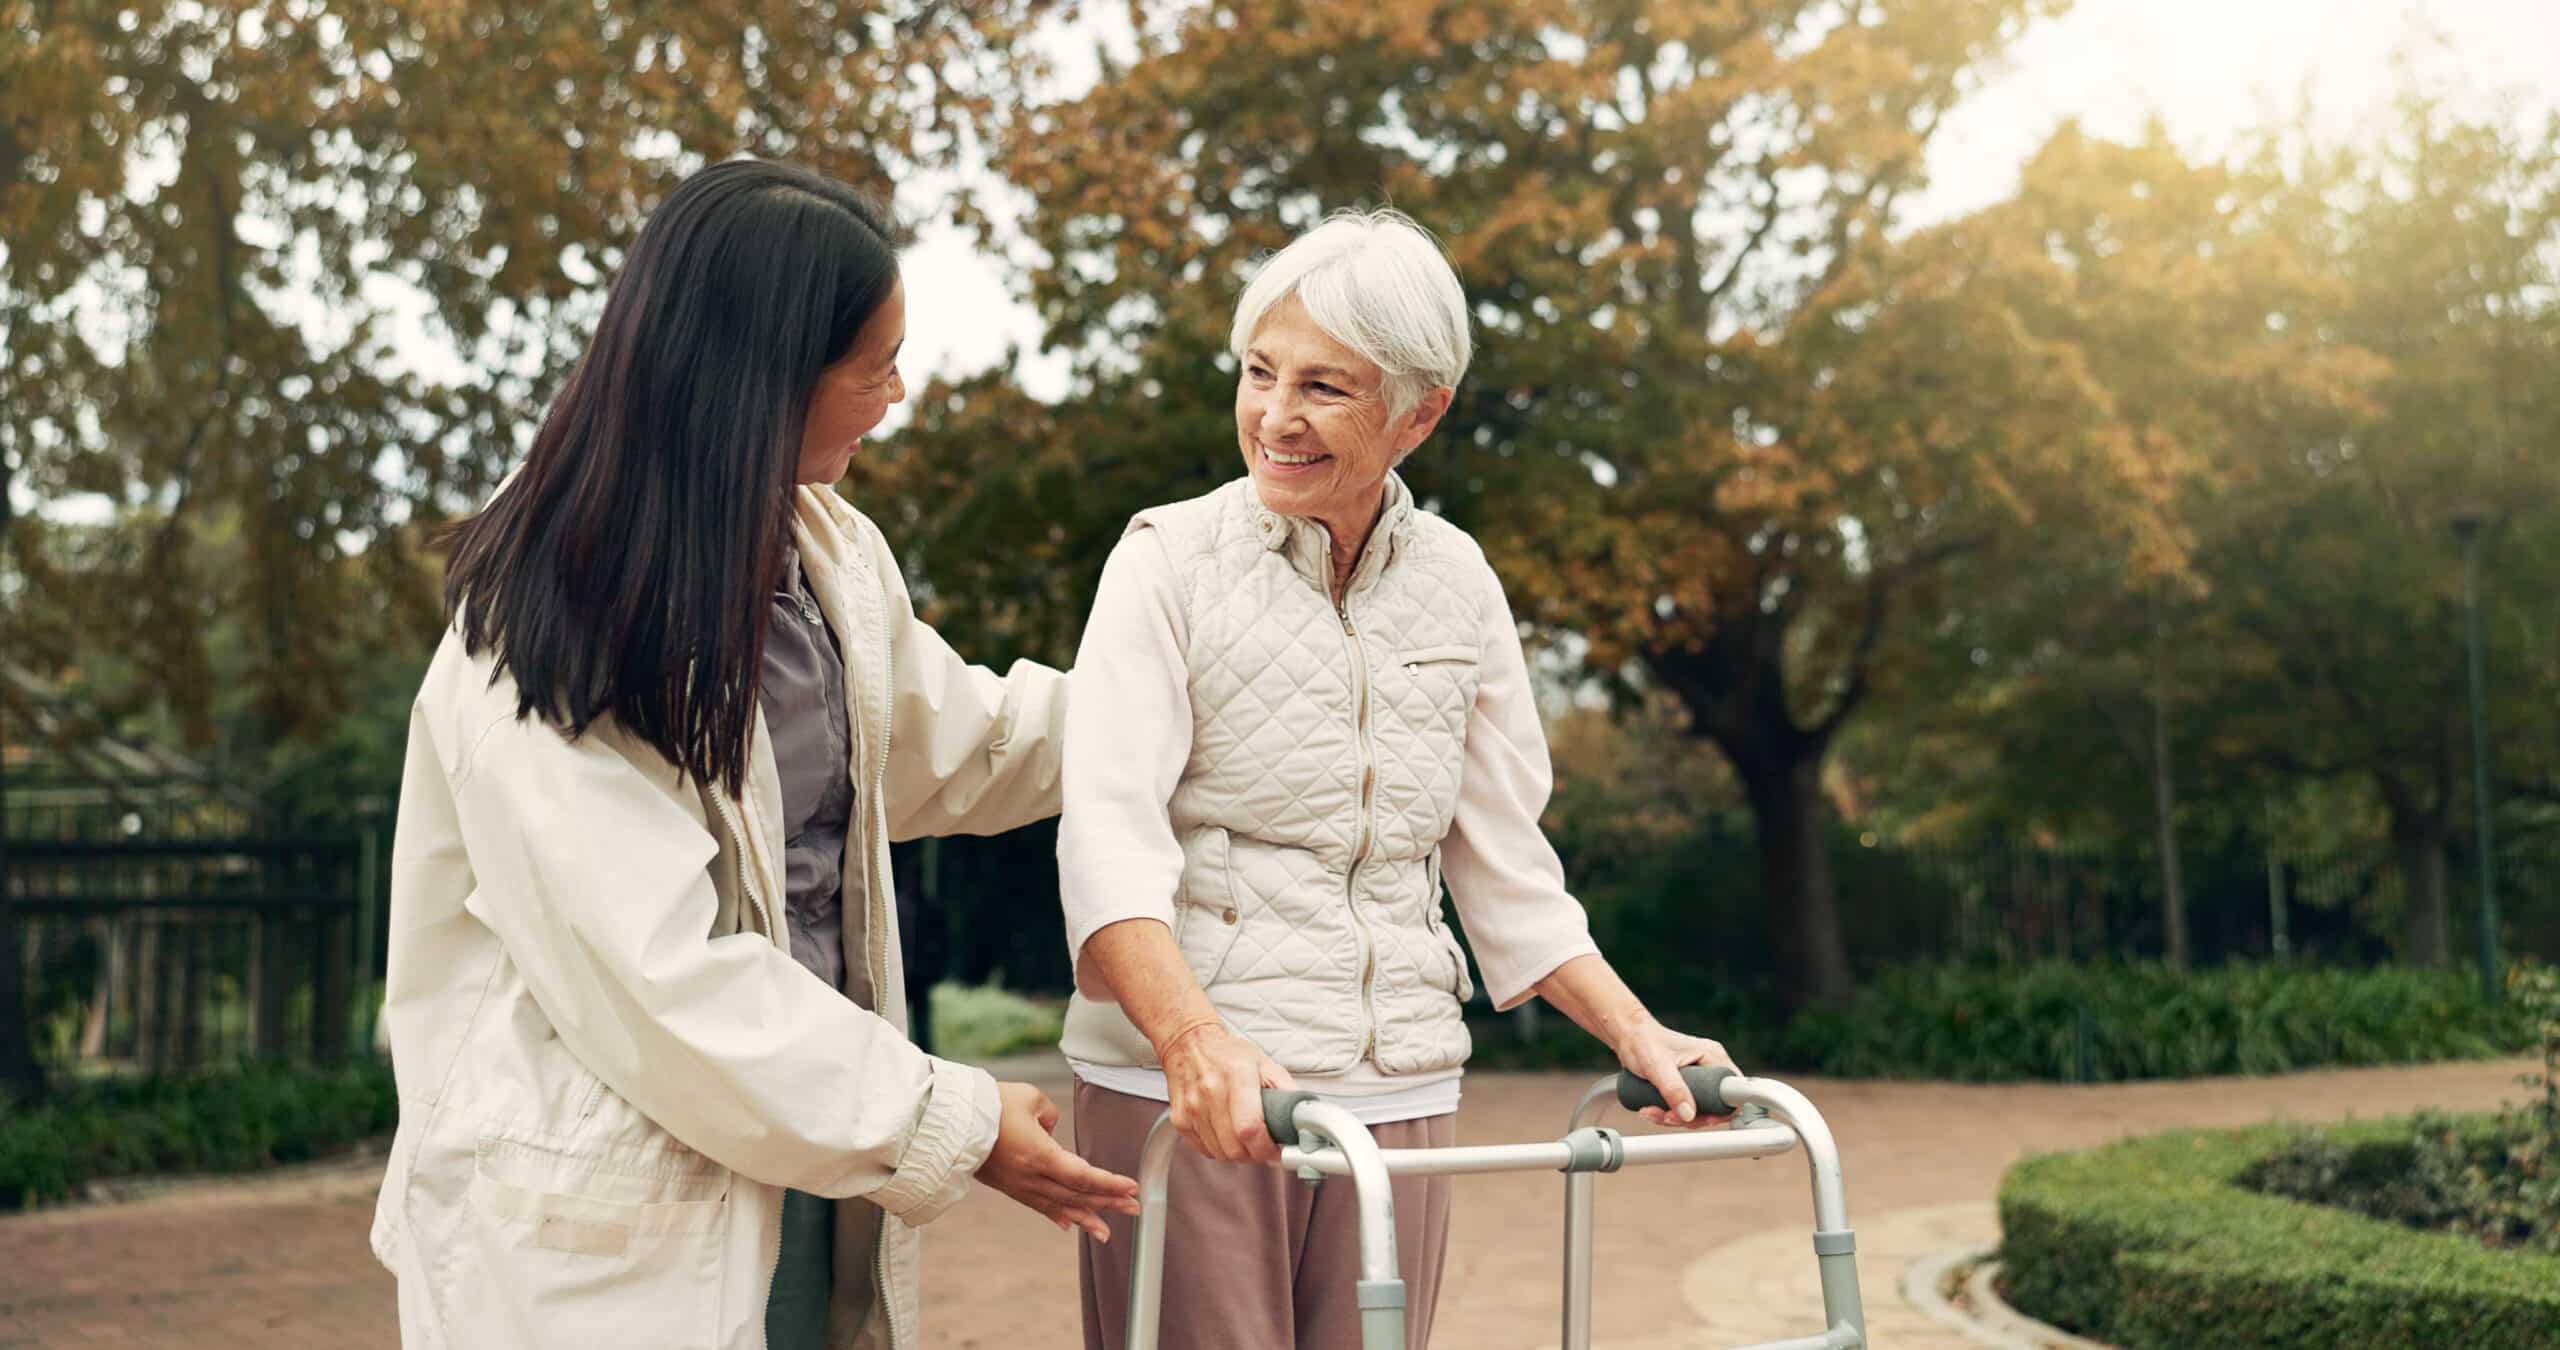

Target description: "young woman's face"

left=797, top=277, right=907, bottom=485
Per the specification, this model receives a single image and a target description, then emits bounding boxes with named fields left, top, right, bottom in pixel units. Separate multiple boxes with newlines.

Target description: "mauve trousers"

left=1074, top=1080, right=1455, bottom=1350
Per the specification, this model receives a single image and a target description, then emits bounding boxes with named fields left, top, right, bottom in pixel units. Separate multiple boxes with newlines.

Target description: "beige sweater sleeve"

left=1057, top=528, right=1195, bottom=998
left=1438, top=555, right=1600, bottom=1009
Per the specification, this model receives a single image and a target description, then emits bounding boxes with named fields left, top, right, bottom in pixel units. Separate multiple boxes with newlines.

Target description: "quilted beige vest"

left=1061, top=473, right=1483, bottom=1075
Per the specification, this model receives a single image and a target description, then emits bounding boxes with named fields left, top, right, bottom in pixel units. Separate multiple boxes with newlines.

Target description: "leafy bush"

left=2245, top=1112, right=2558, bottom=1253
left=2001, top=1117, right=2560, bottom=1348
left=0, top=1056, right=397, bottom=1211
left=929, top=981, right=1065, bottom=1062
left=1467, top=960, right=2533, bottom=1081
left=2242, top=961, right=2560, bottom=1252
left=1782, top=960, right=2530, bottom=1081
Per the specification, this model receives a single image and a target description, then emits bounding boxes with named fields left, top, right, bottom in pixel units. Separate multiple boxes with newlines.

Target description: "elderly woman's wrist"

left=1154, top=1015, right=1226, bottom=1061
left=1598, top=1005, right=1660, bottom=1057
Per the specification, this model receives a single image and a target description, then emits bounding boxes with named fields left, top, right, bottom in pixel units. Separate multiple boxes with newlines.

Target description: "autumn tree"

left=880, top=0, right=2382, bottom=1008
left=1846, top=97, right=2560, bottom=968
left=2192, top=100, right=2560, bottom=965
left=1, top=0, right=1057, bottom=1095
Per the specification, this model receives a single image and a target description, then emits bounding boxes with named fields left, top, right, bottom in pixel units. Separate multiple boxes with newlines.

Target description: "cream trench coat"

left=370, top=485, right=1066, bottom=1350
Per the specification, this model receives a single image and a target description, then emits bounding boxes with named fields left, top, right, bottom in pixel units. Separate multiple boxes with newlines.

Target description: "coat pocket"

left=434, top=1134, right=730, bottom=1348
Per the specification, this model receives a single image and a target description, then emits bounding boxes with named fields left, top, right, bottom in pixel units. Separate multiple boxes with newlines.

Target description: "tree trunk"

left=2391, top=810, right=2453, bottom=967
left=2148, top=608, right=2190, bottom=970
left=1735, top=748, right=1855, bottom=1013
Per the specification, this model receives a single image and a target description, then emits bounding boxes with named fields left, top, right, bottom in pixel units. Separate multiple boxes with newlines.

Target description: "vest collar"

left=1245, top=473, right=1419, bottom=598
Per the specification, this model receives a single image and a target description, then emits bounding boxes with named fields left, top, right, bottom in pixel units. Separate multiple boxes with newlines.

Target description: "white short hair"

left=1229, top=208, right=1471, bottom=419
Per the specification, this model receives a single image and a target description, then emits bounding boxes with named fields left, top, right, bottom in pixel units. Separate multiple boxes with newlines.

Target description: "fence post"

left=160, top=921, right=186, bottom=1070
left=253, top=909, right=287, bottom=1059
left=2266, top=851, right=2291, bottom=962
left=181, top=916, right=208, bottom=1070
left=354, top=805, right=384, bottom=1053
left=314, top=901, right=351, bottom=1064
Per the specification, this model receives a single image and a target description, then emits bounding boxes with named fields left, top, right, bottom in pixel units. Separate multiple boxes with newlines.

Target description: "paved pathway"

left=1, top=1055, right=2536, bottom=1348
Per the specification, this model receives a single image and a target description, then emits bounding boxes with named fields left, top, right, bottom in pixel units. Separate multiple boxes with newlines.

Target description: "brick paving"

left=0, top=1054, right=2537, bottom=1348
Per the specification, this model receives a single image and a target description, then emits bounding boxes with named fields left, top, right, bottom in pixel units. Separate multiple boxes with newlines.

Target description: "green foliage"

left=1466, top=961, right=2532, bottom=1082
left=2245, top=1111, right=2559, bottom=1254
left=2218, top=964, right=2560, bottom=1253
left=928, top=981, right=1065, bottom=1063
left=1791, top=961, right=2529, bottom=1081
left=2517, top=958, right=2560, bottom=1124
left=2000, top=1117, right=2560, bottom=1349
left=0, top=1057, right=396, bottom=1211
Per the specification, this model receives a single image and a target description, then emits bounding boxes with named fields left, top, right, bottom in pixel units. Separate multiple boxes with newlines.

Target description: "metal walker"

left=1123, top=1065, right=1865, bottom=1350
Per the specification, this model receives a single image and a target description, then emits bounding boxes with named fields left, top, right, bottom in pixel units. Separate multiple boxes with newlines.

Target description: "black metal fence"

left=7, top=836, right=369, bottom=1075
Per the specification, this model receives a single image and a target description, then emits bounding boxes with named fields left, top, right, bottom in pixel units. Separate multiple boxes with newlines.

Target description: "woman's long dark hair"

left=442, top=159, right=899, bottom=798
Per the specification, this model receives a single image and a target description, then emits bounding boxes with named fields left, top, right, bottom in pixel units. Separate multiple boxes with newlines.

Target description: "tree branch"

left=1805, top=529, right=1990, bottom=741
left=1701, top=157, right=1782, bottom=318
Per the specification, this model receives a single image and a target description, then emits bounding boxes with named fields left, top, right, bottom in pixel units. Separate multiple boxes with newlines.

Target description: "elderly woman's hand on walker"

left=1160, top=1019, right=1298, bottom=1164
left=1082, top=915, right=1299, bottom=1165
left=1534, top=953, right=1741, bottom=1128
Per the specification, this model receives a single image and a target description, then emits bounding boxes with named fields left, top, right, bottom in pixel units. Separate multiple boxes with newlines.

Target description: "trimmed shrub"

left=1785, top=960, right=2530, bottom=1081
left=2000, top=1118, right=2560, bottom=1348
left=1466, top=960, right=2533, bottom=1082
left=0, top=1057, right=396, bottom=1211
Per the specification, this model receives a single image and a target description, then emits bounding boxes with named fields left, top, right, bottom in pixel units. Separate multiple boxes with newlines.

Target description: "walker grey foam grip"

left=1262, top=1088, right=1318, bottom=1147
left=1615, top=1065, right=1737, bottom=1116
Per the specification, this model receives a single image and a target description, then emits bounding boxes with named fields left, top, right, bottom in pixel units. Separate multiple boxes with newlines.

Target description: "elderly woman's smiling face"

left=1236, top=294, right=1449, bottom=535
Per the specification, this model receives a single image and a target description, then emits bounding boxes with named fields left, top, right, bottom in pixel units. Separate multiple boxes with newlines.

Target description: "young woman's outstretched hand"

left=974, top=1081, right=1142, bottom=1240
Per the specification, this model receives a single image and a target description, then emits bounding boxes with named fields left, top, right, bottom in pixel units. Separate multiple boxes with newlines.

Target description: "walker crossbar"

left=1122, top=1068, right=1864, bottom=1350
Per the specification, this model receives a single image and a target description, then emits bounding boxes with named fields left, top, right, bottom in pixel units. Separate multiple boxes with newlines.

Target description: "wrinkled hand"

left=975, top=1081, right=1140, bottom=1240
left=1614, top=1018, right=1741, bottom=1129
left=1161, top=1021, right=1296, bottom=1164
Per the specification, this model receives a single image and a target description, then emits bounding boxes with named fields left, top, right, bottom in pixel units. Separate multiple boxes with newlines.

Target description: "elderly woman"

left=1057, top=210, right=1740, bottom=1350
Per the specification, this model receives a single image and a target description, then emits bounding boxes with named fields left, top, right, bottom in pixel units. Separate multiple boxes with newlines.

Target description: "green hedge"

left=1468, top=961, right=2534, bottom=1082
left=0, top=1057, right=397, bottom=1211
left=1783, top=961, right=2531, bottom=1081
left=2000, top=1118, right=2560, bottom=1348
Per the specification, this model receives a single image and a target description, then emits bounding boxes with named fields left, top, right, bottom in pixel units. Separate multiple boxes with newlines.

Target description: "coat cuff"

left=872, top=1059, right=1003, bottom=1226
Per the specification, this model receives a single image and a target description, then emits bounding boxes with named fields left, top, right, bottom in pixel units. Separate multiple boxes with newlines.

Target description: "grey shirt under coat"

left=757, top=543, right=879, bottom=1350
left=758, top=545, right=872, bottom=1008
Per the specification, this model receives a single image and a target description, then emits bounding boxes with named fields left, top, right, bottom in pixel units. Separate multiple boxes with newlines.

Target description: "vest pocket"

left=1174, top=825, right=1246, bottom=987
left=1397, top=644, right=1479, bottom=673
left=1425, top=851, right=1475, bottom=1003
left=1398, top=645, right=1481, bottom=733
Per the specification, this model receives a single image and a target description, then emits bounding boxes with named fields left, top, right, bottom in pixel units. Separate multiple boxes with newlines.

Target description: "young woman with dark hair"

left=371, top=159, right=1136, bottom=1350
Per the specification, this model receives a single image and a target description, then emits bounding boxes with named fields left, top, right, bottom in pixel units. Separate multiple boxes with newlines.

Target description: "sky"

left=874, top=0, right=2560, bottom=431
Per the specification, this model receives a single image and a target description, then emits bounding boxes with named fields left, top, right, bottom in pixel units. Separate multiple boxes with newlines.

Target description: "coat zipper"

left=1336, top=599, right=1382, bottom=1066
left=706, top=785, right=786, bottom=1350
left=861, top=565, right=903, bottom=1350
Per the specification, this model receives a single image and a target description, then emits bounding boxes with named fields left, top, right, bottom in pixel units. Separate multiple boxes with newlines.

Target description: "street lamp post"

left=2449, top=510, right=2500, bottom=1003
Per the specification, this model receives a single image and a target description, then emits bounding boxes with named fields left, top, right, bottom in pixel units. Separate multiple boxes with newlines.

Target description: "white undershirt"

left=1068, top=1058, right=1464, bottom=1125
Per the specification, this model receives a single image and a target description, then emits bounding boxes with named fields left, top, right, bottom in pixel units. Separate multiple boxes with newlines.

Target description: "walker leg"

left=1558, top=1078, right=1615, bottom=1350
left=1123, top=1112, right=1183, bottom=1350
left=1561, top=1172, right=1595, bottom=1350
left=1292, top=1101, right=1406, bottom=1350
